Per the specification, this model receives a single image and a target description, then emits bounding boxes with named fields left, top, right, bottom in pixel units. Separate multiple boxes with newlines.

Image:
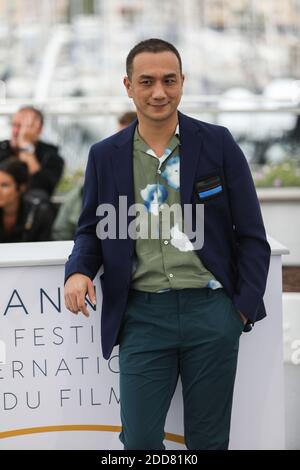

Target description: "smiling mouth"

left=149, top=103, right=169, bottom=107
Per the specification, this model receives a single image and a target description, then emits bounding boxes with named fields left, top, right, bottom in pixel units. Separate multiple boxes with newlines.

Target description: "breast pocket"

left=194, top=174, right=223, bottom=203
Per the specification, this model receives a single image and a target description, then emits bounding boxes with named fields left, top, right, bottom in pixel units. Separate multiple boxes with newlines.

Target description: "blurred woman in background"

left=0, top=158, right=54, bottom=242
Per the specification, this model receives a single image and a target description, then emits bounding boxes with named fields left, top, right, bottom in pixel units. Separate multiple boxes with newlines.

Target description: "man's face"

left=10, top=110, right=42, bottom=148
left=123, top=51, right=184, bottom=124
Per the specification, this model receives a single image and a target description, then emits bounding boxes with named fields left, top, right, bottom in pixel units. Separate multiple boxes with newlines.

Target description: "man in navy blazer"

left=65, top=39, right=271, bottom=450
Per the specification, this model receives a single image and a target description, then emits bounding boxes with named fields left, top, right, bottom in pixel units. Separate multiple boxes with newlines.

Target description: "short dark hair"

left=0, top=157, right=29, bottom=189
left=18, top=106, right=44, bottom=127
left=126, top=38, right=182, bottom=80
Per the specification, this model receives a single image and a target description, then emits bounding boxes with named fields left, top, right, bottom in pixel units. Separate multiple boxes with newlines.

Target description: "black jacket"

left=0, top=194, right=55, bottom=243
left=0, top=140, right=64, bottom=196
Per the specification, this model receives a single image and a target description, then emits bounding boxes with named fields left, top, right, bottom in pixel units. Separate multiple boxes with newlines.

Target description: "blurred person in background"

left=118, top=111, right=138, bottom=130
left=0, top=106, right=64, bottom=198
left=52, top=111, right=137, bottom=240
left=0, top=158, right=55, bottom=243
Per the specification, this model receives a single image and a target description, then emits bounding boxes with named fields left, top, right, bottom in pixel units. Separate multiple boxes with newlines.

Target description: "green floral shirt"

left=131, top=126, right=222, bottom=293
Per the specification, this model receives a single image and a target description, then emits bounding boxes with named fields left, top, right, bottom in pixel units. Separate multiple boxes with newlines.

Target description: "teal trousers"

left=118, top=288, right=244, bottom=450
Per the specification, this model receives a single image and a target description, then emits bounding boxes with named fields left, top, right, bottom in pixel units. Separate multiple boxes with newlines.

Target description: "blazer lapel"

left=178, top=111, right=203, bottom=208
left=111, top=121, right=136, bottom=253
left=112, top=121, right=136, bottom=210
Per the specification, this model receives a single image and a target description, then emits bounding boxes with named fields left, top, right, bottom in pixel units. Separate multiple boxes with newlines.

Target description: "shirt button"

left=169, top=273, right=174, bottom=278
left=164, top=240, right=169, bottom=245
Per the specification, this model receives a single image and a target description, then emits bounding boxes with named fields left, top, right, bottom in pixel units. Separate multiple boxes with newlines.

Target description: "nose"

left=151, top=81, right=167, bottom=100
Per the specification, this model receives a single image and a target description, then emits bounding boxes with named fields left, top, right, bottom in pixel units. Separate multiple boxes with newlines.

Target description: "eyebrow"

left=138, top=73, right=178, bottom=79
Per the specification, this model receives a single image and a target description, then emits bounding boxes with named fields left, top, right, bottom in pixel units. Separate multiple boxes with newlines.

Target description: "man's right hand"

left=17, top=110, right=41, bottom=148
left=64, top=273, right=96, bottom=317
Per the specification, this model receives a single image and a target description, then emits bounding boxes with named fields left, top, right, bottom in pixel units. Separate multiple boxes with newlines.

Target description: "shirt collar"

left=134, top=124, right=180, bottom=158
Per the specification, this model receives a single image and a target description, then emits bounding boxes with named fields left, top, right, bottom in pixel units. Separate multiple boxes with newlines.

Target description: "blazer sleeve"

left=64, top=145, right=103, bottom=283
left=222, top=127, right=271, bottom=323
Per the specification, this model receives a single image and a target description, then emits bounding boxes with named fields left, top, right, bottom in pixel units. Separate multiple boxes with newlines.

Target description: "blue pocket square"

left=195, top=175, right=223, bottom=201
left=198, top=185, right=222, bottom=199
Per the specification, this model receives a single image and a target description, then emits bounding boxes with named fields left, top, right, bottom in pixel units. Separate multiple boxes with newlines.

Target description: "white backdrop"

left=0, top=239, right=287, bottom=449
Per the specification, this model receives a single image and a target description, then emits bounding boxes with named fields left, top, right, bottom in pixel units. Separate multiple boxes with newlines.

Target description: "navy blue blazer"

left=65, top=111, right=271, bottom=359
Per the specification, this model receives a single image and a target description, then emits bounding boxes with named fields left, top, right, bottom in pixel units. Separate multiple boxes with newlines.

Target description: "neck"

left=137, top=113, right=178, bottom=148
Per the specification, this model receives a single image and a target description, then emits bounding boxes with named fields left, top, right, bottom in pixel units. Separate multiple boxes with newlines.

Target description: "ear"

left=123, top=76, right=133, bottom=98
